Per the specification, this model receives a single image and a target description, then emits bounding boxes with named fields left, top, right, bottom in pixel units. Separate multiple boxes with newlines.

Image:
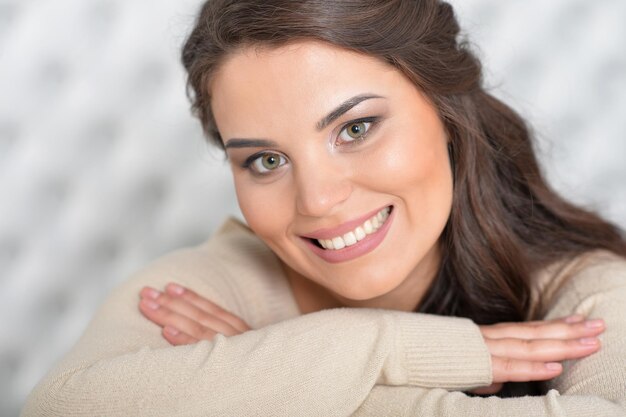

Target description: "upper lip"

left=300, top=204, right=391, bottom=240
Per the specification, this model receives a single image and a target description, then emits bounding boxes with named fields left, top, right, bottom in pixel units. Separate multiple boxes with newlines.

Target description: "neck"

left=282, top=263, right=343, bottom=314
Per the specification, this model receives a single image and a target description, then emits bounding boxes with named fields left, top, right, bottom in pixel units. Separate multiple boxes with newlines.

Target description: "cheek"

left=233, top=176, right=294, bottom=241
left=355, top=131, right=452, bottom=200
left=401, top=139, right=453, bottom=233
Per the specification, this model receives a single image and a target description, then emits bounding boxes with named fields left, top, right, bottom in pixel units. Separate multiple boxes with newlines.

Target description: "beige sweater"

left=21, top=218, right=626, bottom=416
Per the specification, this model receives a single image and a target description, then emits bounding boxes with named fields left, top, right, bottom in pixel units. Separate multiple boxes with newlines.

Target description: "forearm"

left=20, top=238, right=494, bottom=417
left=355, top=252, right=626, bottom=417
left=20, top=307, right=490, bottom=417
left=354, top=385, right=625, bottom=417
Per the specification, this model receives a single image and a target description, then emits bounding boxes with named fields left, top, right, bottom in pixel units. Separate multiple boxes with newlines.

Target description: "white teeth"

left=363, top=220, right=373, bottom=234
left=343, top=231, right=357, bottom=246
left=332, top=237, right=346, bottom=250
left=315, top=206, right=391, bottom=251
left=372, top=216, right=380, bottom=229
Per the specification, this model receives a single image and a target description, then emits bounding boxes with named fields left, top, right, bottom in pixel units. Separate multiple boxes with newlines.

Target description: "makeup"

left=302, top=206, right=395, bottom=263
left=213, top=41, right=453, bottom=307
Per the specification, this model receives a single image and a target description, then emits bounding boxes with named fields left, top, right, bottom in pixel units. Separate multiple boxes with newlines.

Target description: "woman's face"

left=211, top=41, right=453, bottom=311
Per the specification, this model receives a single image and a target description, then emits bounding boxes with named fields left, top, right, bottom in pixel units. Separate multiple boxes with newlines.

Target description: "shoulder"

left=113, top=217, right=297, bottom=328
left=532, top=250, right=626, bottom=319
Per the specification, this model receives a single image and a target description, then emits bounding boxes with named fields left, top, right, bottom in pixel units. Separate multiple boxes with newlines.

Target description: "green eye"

left=250, top=152, right=287, bottom=174
left=347, top=122, right=367, bottom=139
left=337, top=120, right=373, bottom=144
left=262, top=154, right=280, bottom=170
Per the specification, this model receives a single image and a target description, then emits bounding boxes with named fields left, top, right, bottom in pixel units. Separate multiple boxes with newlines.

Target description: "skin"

left=213, top=41, right=452, bottom=312
left=139, top=284, right=604, bottom=394
left=138, top=41, right=606, bottom=392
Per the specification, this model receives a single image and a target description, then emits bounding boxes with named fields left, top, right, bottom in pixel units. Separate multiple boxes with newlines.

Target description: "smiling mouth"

left=308, top=206, right=393, bottom=250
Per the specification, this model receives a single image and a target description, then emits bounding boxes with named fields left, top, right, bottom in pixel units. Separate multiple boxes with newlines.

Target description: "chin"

left=329, top=269, right=408, bottom=301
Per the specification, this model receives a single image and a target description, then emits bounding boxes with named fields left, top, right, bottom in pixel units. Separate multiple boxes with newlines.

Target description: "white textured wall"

left=451, top=0, right=626, bottom=225
left=1, top=1, right=624, bottom=415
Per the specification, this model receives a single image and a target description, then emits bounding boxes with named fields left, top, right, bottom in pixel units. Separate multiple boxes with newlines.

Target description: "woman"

left=22, top=0, right=626, bottom=416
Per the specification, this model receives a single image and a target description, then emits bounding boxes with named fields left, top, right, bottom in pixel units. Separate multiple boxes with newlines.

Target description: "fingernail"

left=143, top=287, right=160, bottom=300
left=164, top=326, right=179, bottom=336
left=585, top=319, right=604, bottom=328
left=545, top=362, right=562, bottom=371
left=579, top=337, right=599, bottom=346
left=141, top=299, right=159, bottom=310
left=167, top=283, right=185, bottom=296
left=565, top=314, right=584, bottom=323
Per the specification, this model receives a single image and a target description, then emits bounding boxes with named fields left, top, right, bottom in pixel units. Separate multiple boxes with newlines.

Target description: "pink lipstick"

left=302, top=205, right=395, bottom=263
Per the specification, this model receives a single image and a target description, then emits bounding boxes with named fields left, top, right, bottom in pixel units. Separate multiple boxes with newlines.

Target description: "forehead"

left=209, top=41, right=402, bottom=132
left=213, top=41, right=394, bottom=90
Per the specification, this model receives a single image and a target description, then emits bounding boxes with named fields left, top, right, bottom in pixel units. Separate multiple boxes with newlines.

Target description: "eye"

left=248, top=152, right=288, bottom=175
left=336, top=118, right=377, bottom=146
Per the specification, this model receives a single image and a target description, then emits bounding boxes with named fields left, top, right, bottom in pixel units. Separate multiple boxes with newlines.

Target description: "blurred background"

left=1, top=0, right=624, bottom=415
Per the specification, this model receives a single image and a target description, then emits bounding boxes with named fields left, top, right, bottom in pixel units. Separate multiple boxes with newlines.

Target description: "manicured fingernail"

left=141, top=299, right=159, bottom=310
left=143, top=287, right=160, bottom=300
left=167, top=283, right=185, bottom=296
left=545, top=362, right=562, bottom=371
left=579, top=337, right=599, bottom=346
left=565, top=314, right=584, bottom=323
left=585, top=319, right=604, bottom=328
left=164, top=326, right=179, bottom=336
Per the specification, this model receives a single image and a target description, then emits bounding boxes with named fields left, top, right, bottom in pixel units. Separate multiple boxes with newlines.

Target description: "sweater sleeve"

left=20, top=246, right=491, bottom=417
left=354, top=252, right=626, bottom=417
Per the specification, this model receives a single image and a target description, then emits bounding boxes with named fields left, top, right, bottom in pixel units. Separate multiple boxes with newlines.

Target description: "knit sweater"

left=21, top=218, right=626, bottom=416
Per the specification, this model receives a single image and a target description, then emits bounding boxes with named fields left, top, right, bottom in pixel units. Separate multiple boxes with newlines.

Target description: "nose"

left=294, top=161, right=352, bottom=218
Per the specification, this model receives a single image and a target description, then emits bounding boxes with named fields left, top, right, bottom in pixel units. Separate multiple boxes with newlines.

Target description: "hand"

left=138, top=283, right=252, bottom=346
left=472, top=314, right=605, bottom=395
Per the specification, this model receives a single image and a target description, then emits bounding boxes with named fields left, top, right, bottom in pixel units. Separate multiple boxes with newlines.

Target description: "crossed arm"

left=138, top=282, right=604, bottom=396
left=21, top=250, right=626, bottom=417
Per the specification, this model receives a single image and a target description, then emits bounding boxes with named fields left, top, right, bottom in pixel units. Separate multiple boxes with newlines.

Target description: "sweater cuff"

left=386, top=313, right=492, bottom=390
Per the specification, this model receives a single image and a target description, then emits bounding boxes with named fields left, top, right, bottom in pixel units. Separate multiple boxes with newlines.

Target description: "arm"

left=20, top=248, right=491, bottom=417
left=140, top=282, right=603, bottom=397
left=355, top=385, right=624, bottom=417
left=354, top=252, right=626, bottom=416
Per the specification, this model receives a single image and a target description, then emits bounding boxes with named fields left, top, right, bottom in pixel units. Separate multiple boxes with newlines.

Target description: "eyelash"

left=335, top=116, right=380, bottom=147
left=241, top=116, right=381, bottom=176
left=242, top=152, right=288, bottom=176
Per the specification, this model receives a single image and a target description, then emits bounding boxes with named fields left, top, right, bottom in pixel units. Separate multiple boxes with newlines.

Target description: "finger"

left=138, top=297, right=223, bottom=341
left=523, top=314, right=584, bottom=326
left=162, top=326, right=199, bottom=346
left=469, top=383, right=503, bottom=396
left=491, top=356, right=563, bottom=383
left=480, top=318, right=605, bottom=340
left=140, top=287, right=241, bottom=336
left=485, top=336, right=601, bottom=362
left=165, top=283, right=252, bottom=333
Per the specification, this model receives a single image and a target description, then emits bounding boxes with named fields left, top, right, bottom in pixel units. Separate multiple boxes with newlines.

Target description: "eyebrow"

left=316, top=94, right=384, bottom=131
left=224, top=138, right=278, bottom=149
left=223, top=93, right=385, bottom=149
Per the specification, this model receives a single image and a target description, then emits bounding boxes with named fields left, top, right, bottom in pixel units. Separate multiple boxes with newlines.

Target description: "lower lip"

left=302, top=206, right=395, bottom=263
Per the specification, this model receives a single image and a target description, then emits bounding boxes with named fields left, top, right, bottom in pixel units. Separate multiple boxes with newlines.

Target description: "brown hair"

left=181, top=0, right=626, bottom=394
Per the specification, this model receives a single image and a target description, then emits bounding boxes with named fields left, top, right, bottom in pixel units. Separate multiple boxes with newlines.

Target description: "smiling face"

left=210, top=41, right=453, bottom=312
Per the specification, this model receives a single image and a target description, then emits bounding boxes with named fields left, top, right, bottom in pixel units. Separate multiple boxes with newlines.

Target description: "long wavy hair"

left=181, top=0, right=626, bottom=395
